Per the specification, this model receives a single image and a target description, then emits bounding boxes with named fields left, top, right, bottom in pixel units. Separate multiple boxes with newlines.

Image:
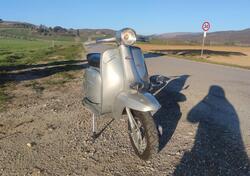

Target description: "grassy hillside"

left=0, top=21, right=86, bottom=110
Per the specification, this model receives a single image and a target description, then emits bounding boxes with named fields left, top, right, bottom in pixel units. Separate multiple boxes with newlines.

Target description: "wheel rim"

left=128, top=114, right=147, bottom=154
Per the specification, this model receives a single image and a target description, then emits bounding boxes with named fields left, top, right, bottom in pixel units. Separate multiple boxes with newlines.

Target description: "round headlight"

left=116, top=28, right=137, bottom=45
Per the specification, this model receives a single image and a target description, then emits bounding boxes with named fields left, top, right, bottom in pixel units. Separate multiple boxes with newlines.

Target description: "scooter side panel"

left=101, top=49, right=124, bottom=113
left=85, top=67, right=102, bottom=104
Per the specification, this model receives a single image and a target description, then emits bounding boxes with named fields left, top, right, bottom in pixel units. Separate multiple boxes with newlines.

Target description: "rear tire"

left=128, top=110, right=158, bottom=160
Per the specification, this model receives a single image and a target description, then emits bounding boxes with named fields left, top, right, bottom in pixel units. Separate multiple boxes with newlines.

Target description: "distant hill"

left=0, top=20, right=116, bottom=42
left=155, top=32, right=195, bottom=39
left=0, top=20, right=36, bottom=28
left=1, top=19, right=250, bottom=46
left=0, top=20, right=76, bottom=41
left=153, top=29, right=250, bottom=46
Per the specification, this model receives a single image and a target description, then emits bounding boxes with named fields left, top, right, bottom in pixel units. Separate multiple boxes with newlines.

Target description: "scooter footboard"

left=112, top=92, right=161, bottom=119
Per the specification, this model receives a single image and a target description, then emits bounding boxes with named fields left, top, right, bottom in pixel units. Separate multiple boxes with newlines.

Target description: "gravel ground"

left=0, top=72, right=185, bottom=176
left=0, top=46, right=250, bottom=175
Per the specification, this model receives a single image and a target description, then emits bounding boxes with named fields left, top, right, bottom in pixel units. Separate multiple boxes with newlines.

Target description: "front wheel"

left=127, top=109, right=158, bottom=160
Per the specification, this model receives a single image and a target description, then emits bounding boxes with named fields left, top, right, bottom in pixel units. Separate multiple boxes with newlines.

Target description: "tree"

left=37, top=24, right=49, bottom=34
left=0, top=19, right=3, bottom=23
left=53, top=26, right=67, bottom=33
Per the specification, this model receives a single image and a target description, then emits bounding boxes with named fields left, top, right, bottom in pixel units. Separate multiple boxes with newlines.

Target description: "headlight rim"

left=116, top=28, right=137, bottom=46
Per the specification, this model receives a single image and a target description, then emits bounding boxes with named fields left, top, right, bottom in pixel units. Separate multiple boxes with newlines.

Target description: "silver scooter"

left=83, top=28, right=166, bottom=160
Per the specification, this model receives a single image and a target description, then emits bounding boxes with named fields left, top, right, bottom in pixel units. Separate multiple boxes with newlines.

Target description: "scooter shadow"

left=152, top=75, right=189, bottom=151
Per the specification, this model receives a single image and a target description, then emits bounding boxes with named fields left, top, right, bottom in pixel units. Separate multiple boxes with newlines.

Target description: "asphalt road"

left=146, top=56, right=250, bottom=147
left=86, top=43, right=250, bottom=152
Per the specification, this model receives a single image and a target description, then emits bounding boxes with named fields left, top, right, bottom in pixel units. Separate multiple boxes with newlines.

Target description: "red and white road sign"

left=202, top=22, right=210, bottom=32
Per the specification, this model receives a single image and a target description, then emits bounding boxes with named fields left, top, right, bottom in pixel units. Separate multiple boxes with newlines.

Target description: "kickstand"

left=90, top=114, right=114, bottom=142
left=92, top=113, right=97, bottom=140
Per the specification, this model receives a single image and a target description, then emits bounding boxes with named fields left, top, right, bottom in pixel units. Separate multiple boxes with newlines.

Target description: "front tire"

left=128, top=110, right=158, bottom=160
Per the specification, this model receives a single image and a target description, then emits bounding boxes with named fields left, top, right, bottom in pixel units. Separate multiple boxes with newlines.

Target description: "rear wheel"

left=127, top=109, right=158, bottom=160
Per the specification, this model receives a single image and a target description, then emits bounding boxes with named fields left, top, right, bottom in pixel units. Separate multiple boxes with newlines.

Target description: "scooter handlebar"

left=84, top=37, right=116, bottom=46
left=84, top=36, right=148, bottom=46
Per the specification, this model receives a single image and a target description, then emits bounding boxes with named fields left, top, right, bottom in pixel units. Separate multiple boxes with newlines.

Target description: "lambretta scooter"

left=83, top=28, right=167, bottom=160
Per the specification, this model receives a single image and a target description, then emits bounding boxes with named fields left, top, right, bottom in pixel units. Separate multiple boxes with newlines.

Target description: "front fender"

left=112, top=92, right=161, bottom=119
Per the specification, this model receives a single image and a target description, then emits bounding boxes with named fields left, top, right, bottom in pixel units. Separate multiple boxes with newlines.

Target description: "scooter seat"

left=87, top=53, right=101, bottom=68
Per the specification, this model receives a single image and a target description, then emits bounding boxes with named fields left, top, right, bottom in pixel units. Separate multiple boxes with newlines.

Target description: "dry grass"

left=137, top=44, right=250, bottom=68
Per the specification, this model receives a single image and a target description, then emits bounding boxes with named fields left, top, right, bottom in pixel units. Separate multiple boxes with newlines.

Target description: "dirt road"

left=0, top=44, right=249, bottom=175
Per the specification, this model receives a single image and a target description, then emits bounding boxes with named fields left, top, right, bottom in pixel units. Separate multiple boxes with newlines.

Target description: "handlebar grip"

left=84, top=40, right=97, bottom=45
left=96, top=37, right=116, bottom=43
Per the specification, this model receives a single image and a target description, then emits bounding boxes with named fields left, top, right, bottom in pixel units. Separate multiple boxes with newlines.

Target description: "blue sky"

left=1, top=0, right=250, bottom=34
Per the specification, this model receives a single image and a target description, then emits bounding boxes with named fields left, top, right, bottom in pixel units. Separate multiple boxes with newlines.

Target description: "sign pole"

left=201, top=31, right=206, bottom=57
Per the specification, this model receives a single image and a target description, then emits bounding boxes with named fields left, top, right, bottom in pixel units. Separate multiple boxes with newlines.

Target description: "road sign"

left=201, top=21, right=211, bottom=57
left=202, top=22, right=210, bottom=32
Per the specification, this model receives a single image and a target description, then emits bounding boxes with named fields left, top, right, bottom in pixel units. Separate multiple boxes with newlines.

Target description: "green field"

left=0, top=38, right=83, bottom=67
left=0, top=37, right=84, bottom=111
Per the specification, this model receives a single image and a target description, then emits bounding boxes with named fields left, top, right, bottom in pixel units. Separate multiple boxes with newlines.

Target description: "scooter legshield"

left=112, top=92, right=161, bottom=119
